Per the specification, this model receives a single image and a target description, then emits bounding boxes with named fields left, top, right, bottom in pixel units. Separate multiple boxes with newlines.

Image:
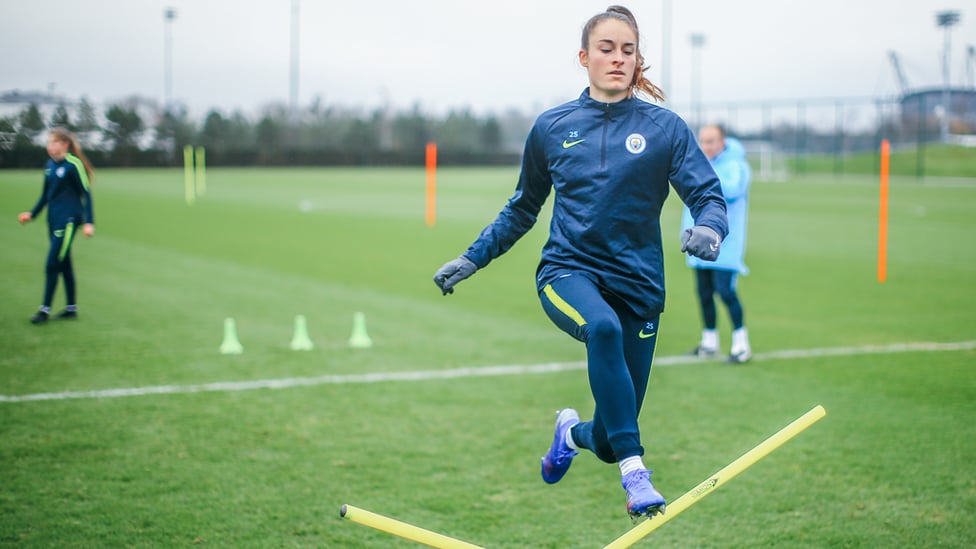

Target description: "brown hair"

left=581, top=5, right=666, bottom=102
left=50, top=127, right=94, bottom=183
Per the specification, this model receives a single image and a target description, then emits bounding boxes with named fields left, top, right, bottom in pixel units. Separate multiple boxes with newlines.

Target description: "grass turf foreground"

left=1, top=167, right=974, bottom=548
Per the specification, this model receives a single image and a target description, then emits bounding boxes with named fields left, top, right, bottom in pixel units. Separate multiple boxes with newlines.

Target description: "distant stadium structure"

left=889, top=46, right=976, bottom=142
left=899, top=87, right=976, bottom=139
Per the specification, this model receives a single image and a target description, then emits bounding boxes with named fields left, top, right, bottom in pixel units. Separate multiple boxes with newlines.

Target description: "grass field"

left=790, top=143, right=976, bottom=179
left=1, top=166, right=974, bottom=548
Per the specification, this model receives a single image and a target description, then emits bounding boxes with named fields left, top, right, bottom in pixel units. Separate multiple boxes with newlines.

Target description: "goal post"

left=741, top=140, right=789, bottom=182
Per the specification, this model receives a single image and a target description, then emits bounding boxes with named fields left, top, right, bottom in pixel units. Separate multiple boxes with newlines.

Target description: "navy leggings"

left=42, top=221, right=77, bottom=308
left=695, top=268, right=743, bottom=330
left=539, top=272, right=659, bottom=464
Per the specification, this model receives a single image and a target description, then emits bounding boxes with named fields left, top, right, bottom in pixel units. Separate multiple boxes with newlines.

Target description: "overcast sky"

left=1, top=0, right=974, bottom=117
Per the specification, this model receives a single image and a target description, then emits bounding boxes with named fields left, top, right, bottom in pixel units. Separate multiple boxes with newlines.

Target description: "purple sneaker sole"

left=622, top=469, right=666, bottom=518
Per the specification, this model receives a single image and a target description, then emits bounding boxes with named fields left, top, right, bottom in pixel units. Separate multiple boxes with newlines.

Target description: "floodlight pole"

left=290, top=0, right=300, bottom=120
left=936, top=10, right=960, bottom=142
left=661, top=0, right=672, bottom=105
left=967, top=45, right=975, bottom=89
left=163, top=7, right=177, bottom=113
left=690, top=33, right=706, bottom=132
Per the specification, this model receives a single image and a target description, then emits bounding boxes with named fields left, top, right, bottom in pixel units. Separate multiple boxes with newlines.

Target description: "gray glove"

left=681, top=226, right=722, bottom=261
left=433, top=256, right=478, bottom=295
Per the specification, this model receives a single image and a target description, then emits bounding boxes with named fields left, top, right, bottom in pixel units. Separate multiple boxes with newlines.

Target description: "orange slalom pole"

left=878, top=139, right=889, bottom=283
left=426, top=142, right=437, bottom=227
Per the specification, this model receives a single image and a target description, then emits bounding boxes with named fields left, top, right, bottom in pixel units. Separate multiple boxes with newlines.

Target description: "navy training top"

left=463, top=89, right=728, bottom=319
left=31, top=153, right=95, bottom=228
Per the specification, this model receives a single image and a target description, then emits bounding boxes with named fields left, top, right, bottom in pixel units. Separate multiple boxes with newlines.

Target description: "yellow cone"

left=348, top=312, right=373, bottom=349
left=290, top=314, right=314, bottom=351
left=220, top=317, right=243, bottom=354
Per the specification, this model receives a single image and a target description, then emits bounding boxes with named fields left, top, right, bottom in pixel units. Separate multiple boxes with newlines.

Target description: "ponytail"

left=632, top=53, right=666, bottom=103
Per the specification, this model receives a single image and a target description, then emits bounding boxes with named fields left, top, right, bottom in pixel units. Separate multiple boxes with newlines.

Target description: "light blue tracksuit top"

left=464, top=89, right=729, bottom=319
left=681, top=137, right=750, bottom=274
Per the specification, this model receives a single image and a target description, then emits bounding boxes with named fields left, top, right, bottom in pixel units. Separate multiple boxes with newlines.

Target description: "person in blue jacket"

left=433, top=5, right=728, bottom=519
left=18, top=127, right=96, bottom=324
left=681, top=124, right=752, bottom=363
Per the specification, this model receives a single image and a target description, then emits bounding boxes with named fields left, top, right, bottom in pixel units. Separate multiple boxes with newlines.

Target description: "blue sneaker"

left=622, top=469, right=666, bottom=518
left=540, top=408, right=579, bottom=484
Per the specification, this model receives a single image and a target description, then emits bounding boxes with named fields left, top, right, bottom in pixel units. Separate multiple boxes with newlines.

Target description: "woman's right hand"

left=433, top=256, right=478, bottom=295
left=17, top=212, right=31, bottom=224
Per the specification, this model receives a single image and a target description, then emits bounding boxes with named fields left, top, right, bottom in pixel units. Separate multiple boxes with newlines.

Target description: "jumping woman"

left=433, top=5, right=727, bottom=519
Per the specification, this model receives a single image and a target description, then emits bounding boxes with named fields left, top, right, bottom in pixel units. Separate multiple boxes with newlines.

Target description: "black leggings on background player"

left=18, top=128, right=95, bottom=324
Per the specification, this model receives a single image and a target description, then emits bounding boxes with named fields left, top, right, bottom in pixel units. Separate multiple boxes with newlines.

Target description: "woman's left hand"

left=83, top=223, right=95, bottom=237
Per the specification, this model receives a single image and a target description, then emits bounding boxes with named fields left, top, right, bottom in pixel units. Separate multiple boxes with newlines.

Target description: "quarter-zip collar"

left=577, top=87, right=636, bottom=115
left=577, top=88, right=635, bottom=169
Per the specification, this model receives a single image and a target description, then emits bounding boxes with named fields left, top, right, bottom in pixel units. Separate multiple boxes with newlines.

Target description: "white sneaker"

left=727, top=348, right=752, bottom=364
left=688, top=345, right=718, bottom=357
left=729, top=328, right=751, bottom=363
left=690, top=329, right=719, bottom=357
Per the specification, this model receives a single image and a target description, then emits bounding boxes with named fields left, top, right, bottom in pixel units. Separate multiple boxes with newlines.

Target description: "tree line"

left=2, top=95, right=909, bottom=171
left=0, top=97, right=530, bottom=168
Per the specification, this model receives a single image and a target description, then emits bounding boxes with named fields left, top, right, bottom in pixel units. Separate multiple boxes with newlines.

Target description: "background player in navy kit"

left=18, top=127, right=95, bottom=324
left=433, top=6, right=728, bottom=519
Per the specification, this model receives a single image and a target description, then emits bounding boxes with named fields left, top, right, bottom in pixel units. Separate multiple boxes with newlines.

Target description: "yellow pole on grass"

left=603, top=405, right=827, bottom=549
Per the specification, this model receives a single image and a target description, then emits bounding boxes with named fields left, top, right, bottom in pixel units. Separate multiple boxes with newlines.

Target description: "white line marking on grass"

left=2, top=340, right=973, bottom=404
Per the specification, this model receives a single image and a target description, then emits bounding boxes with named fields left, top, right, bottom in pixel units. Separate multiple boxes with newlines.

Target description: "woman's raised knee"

left=587, top=316, right=622, bottom=342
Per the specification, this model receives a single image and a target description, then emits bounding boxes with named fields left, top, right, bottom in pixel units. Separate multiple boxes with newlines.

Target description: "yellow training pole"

left=603, top=405, right=827, bottom=549
left=340, top=504, right=484, bottom=549
left=195, top=146, right=206, bottom=196
left=183, top=145, right=195, bottom=205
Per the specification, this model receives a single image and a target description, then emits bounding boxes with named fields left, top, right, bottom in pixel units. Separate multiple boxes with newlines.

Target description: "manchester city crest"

left=625, top=133, right=646, bottom=154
